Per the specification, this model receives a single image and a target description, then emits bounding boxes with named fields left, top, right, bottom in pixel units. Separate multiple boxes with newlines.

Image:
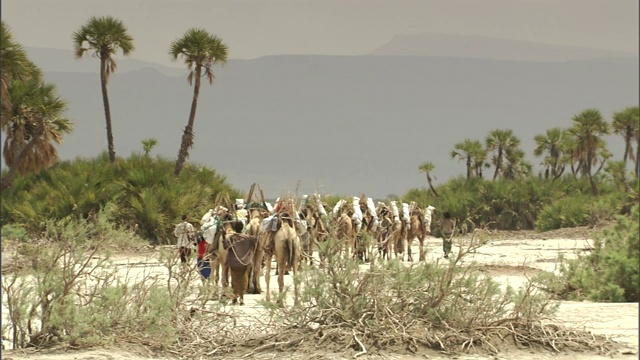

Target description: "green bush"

left=0, top=224, right=30, bottom=242
left=537, top=205, right=639, bottom=302
left=0, top=152, right=239, bottom=243
left=535, top=196, right=591, bottom=231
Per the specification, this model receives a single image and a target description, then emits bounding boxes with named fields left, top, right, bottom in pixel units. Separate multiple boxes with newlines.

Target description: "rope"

left=225, top=233, right=253, bottom=267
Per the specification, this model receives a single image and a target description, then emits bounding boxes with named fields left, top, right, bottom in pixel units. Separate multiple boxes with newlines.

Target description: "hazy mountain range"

left=369, top=33, right=637, bottom=61
left=5, top=34, right=639, bottom=199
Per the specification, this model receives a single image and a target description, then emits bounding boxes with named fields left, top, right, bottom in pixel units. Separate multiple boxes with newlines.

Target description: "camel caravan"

left=191, top=183, right=437, bottom=304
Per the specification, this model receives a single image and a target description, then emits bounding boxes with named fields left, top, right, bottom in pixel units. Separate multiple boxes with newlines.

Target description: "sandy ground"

left=2, top=231, right=638, bottom=360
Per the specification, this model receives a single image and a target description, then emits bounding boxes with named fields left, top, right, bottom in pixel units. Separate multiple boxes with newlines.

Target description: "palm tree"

left=612, top=106, right=640, bottom=177
left=1, top=78, right=74, bottom=190
left=169, top=28, right=228, bottom=176
left=418, top=161, right=439, bottom=197
left=451, top=139, right=485, bottom=179
left=1, top=21, right=37, bottom=121
left=502, top=148, right=532, bottom=179
left=142, top=138, right=158, bottom=156
left=486, top=129, right=520, bottom=180
left=534, top=127, right=567, bottom=180
left=72, top=16, right=134, bottom=163
left=570, top=108, right=610, bottom=195
left=554, top=131, right=579, bottom=177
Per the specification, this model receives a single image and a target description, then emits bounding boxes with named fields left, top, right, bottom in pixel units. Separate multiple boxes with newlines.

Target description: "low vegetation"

left=535, top=205, right=639, bottom=303
left=1, top=153, right=238, bottom=244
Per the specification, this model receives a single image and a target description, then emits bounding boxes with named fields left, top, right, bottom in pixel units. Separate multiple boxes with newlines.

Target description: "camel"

left=264, top=213, right=301, bottom=304
left=209, top=215, right=233, bottom=288
left=391, top=220, right=407, bottom=260
left=244, top=207, right=267, bottom=294
left=408, top=208, right=427, bottom=262
left=375, top=206, right=393, bottom=261
left=335, top=211, right=356, bottom=258
left=374, top=203, right=407, bottom=261
left=299, top=204, right=330, bottom=266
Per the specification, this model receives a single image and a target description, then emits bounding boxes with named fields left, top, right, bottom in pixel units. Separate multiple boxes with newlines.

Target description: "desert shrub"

left=0, top=224, right=30, bottom=242
left=1, top=212, right=214, bottom=350
left=535, top=196, right=591, bottom=231
left=537, top=205, right=640, bottom=302
left=245, top=233, right=615, bottom=357
left=588, top=192, right=625, bottom=225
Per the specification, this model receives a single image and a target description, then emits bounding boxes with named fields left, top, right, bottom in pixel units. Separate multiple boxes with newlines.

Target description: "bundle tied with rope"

left=223, top=233, right=258, bottom=268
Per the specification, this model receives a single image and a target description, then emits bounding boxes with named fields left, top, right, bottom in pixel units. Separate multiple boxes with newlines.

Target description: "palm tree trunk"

left=174, top=66, right=202, bottom=176
left=623, top=133, right=631, bottom=163
left=427, top=174, right=439, bottom=197
left=100, top=59, right=116, bottom=163
left=0, top=128, right=43, bottom=191
left=585, top=137, right=599, bottom=196
left=465, top=157, right=471, bottom=179
left=636, top=141, right=640, bottom=178
left=492, top=148, right=502, bottom=180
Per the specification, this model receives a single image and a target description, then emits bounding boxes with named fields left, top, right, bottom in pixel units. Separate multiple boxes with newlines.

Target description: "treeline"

left=408, top=105, right=639, bottom=231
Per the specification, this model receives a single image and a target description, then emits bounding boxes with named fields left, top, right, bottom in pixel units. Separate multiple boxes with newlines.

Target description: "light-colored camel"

left=245, top=208, right=266, bottom=294
left=391, top=220, right=407, bottom=260
left=408, top=208, right=427, bottom=262
left=335, top=212, right=356, bottom=257
left=300, top=205, right=330, bottom=266
left=209, top=218, right=233, bottom=288
left=264, top=217, right=301, bottom=304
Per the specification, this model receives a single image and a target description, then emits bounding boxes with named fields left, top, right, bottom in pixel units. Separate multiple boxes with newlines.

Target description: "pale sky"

left=3, top=0, right=639, bottom=67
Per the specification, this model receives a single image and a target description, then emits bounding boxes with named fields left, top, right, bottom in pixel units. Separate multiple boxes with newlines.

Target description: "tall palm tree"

left=612, top=106, right=640, bottom=177
left=451, top=139, right=485, bottom=179
left=418, top=161, right=439, bottom=197
left=72, top=16, right=134, bottom=163
left=485, top=129, right=520, bottom=180
left=534, top=127, right=567, bottom=180
left=169, top=28, right=228, bottom=176
left=1, top=78, right=73, bottom=190
left=1, top=21, right=36, bottom=121
left=570, top=108, right=610, bottom=195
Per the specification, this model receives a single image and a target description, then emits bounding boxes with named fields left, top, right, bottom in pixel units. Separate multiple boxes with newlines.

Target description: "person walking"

left=195, top=231, right=212, bottom=281
left=440, top=212, right=455, bottom=259
left=174, top=214, right=195, bottom=267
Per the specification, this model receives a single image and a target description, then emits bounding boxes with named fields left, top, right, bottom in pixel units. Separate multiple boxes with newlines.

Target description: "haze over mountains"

left=369, top=33, right=637, bottom=61
left=12, top=34, right=640, bottom=199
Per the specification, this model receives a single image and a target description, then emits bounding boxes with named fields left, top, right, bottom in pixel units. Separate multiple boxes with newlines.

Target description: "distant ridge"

left=24, top=47, right=185, bottom=77
left=368, top=33, right=638, bottom=62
